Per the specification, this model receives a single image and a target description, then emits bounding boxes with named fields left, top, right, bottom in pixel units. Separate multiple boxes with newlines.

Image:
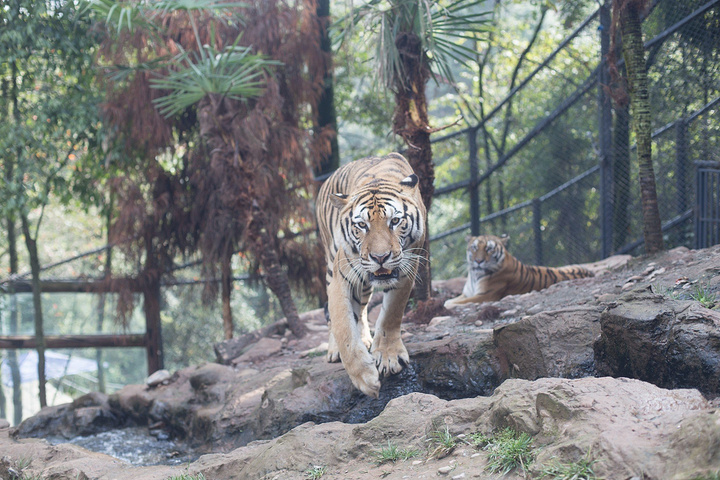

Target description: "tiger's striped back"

left=447, top=234, right=594, bottom=305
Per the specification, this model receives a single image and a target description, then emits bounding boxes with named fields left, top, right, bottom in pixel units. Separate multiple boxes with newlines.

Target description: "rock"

left=232, top=337, right=283, bottom=364
left=493, top=306, right=601, bottom=380
left=4, top=377, right=719, bottom=480
left=7, top=244, right=720, bottom=479
left=146, top=369, right=172, bottom=387
left=12, top=392, right=119, bottom=439
left=594, top=287, right=720, bottom=397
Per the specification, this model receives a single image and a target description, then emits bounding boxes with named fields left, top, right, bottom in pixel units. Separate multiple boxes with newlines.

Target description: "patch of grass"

left=305, top=465, right=327, bottom=479
left=427, top=424, right=457, bottom=459
left=467, top=431, right=491, bottom=448
left=691, top=284, right=717, bottom=309
left=168, top=473, right=206, bottom=480
left=689, top=472, right=720, bottom=480
left=306, top=350, right=326, bottom=358
left=653, top=283, right=682, bottom=300
left=373, top=441, right=421, bottom=464
left=540, top=450, right=598, bottom=480
left=15, top=458, right=33, bottom=471
left=483, top=428, right=534, bottom=477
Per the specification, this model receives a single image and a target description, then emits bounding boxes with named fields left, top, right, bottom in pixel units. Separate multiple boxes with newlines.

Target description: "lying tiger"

left=316, top=153, right=426, bottom=397
left=445, top=234, right=594, bottom=306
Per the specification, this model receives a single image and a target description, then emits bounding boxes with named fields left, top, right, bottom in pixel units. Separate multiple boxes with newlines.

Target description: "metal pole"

left=675, top=119, right=688, bottom=217
left=469, top=127, right=480, bottom=235
left=533, top=198, right=543, bottom=265
left=598, top=1, right=613, bottom=258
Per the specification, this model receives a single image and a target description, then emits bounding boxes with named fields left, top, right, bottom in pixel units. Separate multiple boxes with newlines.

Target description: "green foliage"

left=427, top=424, right=457, bottom=459
left=84, top=0, right=278, bottom=119
left=467, top=431, right=491, bottom=448
left=1, top=0, right=108, bottom=235
left=688, top=472, right=720, bottom=480
left=334, top=0, right=490, bottom=89
left=168, top=472, right=207, bottom=480
left=691, top=284, right=717, bottom=309
left=481, top=428, right=535, bottom=476
left=373, top=441, right=421, bottom=464
left=150, top=43, right=278, bottom=117
left=304, top=465, right=327, bottom=479
left=540, top=450, right=599, bottom=480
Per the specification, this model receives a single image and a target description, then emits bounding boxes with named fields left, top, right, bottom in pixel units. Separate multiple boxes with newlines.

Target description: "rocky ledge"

left=2, top=244, right=720, bottom=479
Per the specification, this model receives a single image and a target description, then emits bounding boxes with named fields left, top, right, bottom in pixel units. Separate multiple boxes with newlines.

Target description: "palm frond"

left=80, top=0, right=152, bottom=33
left=150, top=43, right=280, bottom=117
left=333, top=0, right=491, bottom=87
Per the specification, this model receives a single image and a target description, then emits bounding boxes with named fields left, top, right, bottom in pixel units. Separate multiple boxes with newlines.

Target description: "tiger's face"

left=333, top=175, right=424, bottom=287
left=467, top=235, right=509, bottom=279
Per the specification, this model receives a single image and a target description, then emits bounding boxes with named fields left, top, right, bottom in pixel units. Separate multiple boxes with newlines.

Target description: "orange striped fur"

left=445, top=234, right=594, bottom=306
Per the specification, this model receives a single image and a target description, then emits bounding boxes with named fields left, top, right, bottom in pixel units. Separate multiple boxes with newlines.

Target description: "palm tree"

left=87, top=0, right=327, bottom=339
left=609, top=0, right=664, bottom=254
left=337, top=0, right=490, bottom=300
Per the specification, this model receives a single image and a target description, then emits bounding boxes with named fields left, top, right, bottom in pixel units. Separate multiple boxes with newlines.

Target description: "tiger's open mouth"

left=371, top=268, right=399, bottom=281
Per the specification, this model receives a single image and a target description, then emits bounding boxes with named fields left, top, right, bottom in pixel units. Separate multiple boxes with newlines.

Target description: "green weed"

left=467, top=431, right=491, bottom=448
left=373, top=441, right=421, bottom=464
left=427, top=424, right=457, bottom=459
left=168, top=473, right=206, bottom=480
left=691, top=284, right=717, bottom=309
left=483, top=428, right=534, bottom=477
left=689, top=472, right=720, bottom=480
left=540, top=450, right=599, bottom=480
left=305, top=465, right=327, bottom=479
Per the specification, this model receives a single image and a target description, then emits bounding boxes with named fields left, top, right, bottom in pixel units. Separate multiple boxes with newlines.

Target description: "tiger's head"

left=331, top=174, right=425, bottom=287
left=466, top=234, right=510, bottom=280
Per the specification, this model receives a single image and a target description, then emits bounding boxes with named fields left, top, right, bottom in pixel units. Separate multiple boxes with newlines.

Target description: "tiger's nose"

left=370, top=252, right=391, bottom=266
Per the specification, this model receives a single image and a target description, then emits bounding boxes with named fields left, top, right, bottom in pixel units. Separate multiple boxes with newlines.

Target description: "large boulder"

left=493, top=306, right=601, bottom=380
left=595, top=286, right=720, bottom=397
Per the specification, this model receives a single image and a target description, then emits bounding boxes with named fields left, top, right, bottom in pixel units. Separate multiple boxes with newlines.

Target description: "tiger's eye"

left=357, top=221, right=367, bottom=229
left=390, top=217, right=401, bottom=226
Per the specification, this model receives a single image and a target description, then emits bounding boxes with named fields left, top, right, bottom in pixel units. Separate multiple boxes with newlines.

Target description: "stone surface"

left=3, top=377, right=719, bottom=479
left=5, top=244, right=720, bottom=479
left=493, top=306, right=601, bottom=380
left=595, top=286, right=720, bottom=397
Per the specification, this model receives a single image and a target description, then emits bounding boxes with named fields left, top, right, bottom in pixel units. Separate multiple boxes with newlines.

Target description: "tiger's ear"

left=400, top=174, right=419, bottom=189
left=499, top=234, right=510, bottom=247
left=330, top=192, right=349, bottom=209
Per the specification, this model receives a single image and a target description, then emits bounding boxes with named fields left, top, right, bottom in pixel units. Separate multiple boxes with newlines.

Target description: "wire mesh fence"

left=429, top=0, right=720, bottom=278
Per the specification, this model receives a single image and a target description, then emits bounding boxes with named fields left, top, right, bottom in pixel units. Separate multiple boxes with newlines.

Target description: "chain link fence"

left=429, top=0, right=720, bottom=279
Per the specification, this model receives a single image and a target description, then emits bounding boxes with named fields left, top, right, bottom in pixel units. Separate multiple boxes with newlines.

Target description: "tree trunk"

left=5, top=59, right=23, bottom=423
left=392, top=31, right=433, bottom=301
left=20, top=213, right=47, bottom=408
left=250, top=203, right=307, bottom=338
left=221, top=249, right=234, bottom=340
left=620, top=2, right=664, bottom=254
left=95, top=198, right=113, bottom=393
left=314, top=0, right=339, bottom=178
left=143, top=238, right=163, bottom=374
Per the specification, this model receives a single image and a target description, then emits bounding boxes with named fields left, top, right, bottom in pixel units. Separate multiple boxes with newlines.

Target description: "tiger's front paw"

left=371, top=338, right=410, bottom=377
left=326, top=331, right=341, bottom=363
left=345, top=351, right=381, bottom=398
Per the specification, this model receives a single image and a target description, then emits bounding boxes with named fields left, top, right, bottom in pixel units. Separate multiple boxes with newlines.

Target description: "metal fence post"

left=469, top=127, right=480, bottom=236
left=598, top=0, right=613, bottom=258
left=533, top=198, right=543, bottom=265
left=675, top=118, right=688, bottom=216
